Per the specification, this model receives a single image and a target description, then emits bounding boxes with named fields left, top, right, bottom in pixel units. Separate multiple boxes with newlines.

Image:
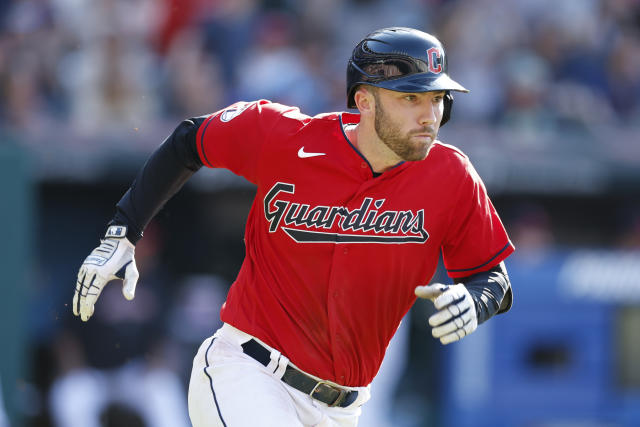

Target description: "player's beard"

left=373, top=94, right=436, bottom=161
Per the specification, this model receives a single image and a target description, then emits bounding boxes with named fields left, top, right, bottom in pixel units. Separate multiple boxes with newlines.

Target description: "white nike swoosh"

left=298, top=147, right=326, bottom=158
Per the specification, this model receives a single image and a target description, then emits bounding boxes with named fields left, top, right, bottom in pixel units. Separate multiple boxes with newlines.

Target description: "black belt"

left=241, top=339, right=358, bottom=408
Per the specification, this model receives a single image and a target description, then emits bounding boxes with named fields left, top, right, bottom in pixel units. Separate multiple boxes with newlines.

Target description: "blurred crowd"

left=0, top=0, right=639, bottom=149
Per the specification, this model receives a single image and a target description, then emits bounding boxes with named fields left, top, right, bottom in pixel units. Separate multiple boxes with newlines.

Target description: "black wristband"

left=108, top=216, right=142, bottom=245
left=460, top=262, right=512, bottom=324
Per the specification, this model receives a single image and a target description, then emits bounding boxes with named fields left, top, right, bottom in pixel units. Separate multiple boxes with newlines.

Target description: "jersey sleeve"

left=442, top=156, right=514, bottom=279
left=195, top=100, right=299, bottom=183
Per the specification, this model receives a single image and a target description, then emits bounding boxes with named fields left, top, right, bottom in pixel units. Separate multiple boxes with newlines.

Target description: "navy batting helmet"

left=347, top=27, right=468, bottom=126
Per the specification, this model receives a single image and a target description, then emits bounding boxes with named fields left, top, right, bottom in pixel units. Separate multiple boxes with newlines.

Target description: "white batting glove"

left=73, top=225, right=139, bottom=321
left=414, top=283, right=478, bottom=345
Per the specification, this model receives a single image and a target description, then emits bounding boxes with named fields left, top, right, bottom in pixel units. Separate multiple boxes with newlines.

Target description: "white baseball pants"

left=188, top=324, right=371, bottom=427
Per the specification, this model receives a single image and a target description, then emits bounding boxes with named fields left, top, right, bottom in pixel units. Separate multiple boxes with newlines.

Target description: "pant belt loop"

left=266, top=348, right=280, bottom=373
left=273, top=353, right=289, bottom=379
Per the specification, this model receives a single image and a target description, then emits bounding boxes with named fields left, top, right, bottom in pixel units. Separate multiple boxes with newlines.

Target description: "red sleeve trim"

left=446, top=241, right=515, bottom=278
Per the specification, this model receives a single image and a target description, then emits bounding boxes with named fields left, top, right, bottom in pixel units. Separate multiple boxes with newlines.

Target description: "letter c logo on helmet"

left=346, top=27, right=469, bottom=126
left=426, top=47, right=443, bottom=74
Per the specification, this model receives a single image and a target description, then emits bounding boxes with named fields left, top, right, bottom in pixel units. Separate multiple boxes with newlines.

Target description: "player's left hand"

left=414, top=283, right=478, bottom=345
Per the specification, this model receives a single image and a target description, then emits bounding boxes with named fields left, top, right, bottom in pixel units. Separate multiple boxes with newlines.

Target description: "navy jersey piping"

left=338, top=114, right=406, bottom=176
left=199, top=113, right=220, bottom=168
left=339, top=114, right=374, bottom=174
left=447, top=242, right=512, bottom=273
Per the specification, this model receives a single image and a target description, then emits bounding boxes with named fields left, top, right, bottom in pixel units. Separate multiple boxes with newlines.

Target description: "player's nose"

left=418, top=102, right=437, bottom=126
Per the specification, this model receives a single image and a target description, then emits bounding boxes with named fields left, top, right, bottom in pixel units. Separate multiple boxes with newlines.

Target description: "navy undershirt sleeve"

left=108, top=117, right=207, bottom=244
left=460, top=262, right=512, bottom=324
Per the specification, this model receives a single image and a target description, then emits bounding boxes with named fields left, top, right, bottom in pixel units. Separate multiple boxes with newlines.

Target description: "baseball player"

left=73, top=27, right=514, bottom=426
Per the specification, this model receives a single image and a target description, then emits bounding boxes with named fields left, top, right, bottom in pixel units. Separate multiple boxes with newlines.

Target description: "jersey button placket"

left=327, top=192, right=365, bottom=384
left=360, top=161, right=370, bottom=178
left=327, top=242, right=349, bottom=384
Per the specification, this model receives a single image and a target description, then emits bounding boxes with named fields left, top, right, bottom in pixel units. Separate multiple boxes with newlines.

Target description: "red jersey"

left=196, top=100, right=514, bottom=386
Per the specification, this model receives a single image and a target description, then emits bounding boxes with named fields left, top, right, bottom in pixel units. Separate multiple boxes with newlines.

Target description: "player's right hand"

left=73, top=225, right=139, bottom=321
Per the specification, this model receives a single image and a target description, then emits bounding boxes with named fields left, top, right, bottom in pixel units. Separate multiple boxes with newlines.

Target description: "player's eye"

left=432, top=95, right=443, bottom=103
left=404, top=95, right=417, bottom=102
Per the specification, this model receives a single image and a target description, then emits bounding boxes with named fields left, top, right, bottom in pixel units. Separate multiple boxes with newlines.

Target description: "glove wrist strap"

left=105, top=225, right=128, bottom=239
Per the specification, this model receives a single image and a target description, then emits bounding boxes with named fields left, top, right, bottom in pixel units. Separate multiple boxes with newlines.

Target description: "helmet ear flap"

left=440, top=92, right=453, bottom=127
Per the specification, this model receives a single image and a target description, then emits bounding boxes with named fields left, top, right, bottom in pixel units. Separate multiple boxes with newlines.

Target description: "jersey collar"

left=339, top=112, right=407, bottom=177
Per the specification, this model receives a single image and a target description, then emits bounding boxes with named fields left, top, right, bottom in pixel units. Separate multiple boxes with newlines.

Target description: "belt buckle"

left=310, top=381, right=347, bottom=407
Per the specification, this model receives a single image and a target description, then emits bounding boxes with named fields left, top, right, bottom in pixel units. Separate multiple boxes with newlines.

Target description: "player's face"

left=372, top=89, right=444, bottom=161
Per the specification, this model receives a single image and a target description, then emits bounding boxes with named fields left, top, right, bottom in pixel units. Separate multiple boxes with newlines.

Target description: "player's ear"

left=354, top=86, right=375, bottom=114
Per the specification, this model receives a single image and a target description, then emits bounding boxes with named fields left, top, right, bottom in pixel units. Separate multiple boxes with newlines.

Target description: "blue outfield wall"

left=440, top=248, right=640, bottom=427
